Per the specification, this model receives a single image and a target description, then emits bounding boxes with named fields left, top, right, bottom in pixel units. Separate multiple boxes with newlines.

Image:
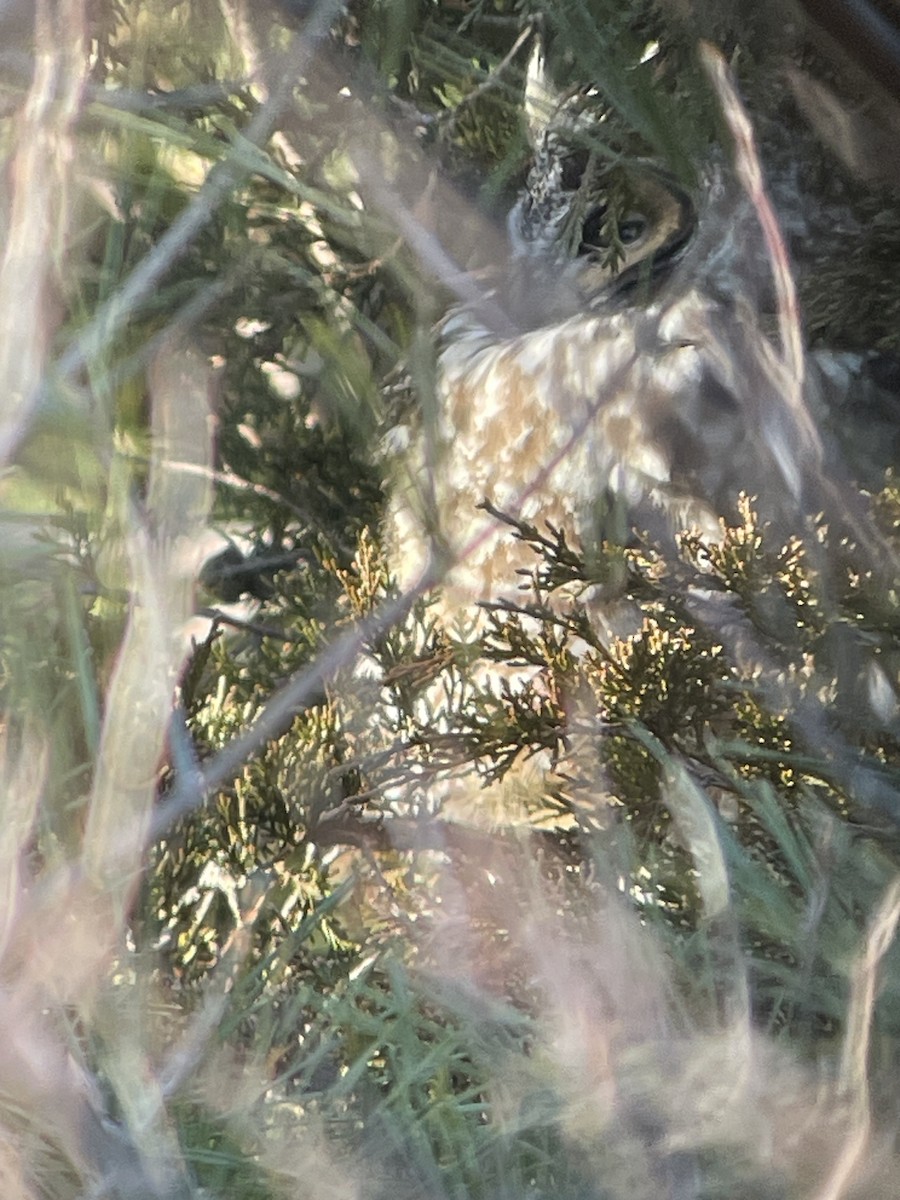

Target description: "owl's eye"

left=579, top=207, right=648, bottom=256
left=619, top=215, right=647, bottom=244
left=560, top=149, right=590, bottom=190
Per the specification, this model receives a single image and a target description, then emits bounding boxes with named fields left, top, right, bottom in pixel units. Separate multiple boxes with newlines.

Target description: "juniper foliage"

left=1, top=2, right=900, bottom=1198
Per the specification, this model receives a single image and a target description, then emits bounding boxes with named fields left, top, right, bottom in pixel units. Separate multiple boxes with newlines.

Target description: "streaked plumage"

left=388, top=39, right=899, bottom=615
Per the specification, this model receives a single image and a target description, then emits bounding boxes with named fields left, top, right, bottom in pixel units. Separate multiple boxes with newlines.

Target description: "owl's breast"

left=389, top=301, right=731, bottom=609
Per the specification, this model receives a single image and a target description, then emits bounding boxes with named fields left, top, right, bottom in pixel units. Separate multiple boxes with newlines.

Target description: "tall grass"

left=1, top=2, right=899, bottom=1198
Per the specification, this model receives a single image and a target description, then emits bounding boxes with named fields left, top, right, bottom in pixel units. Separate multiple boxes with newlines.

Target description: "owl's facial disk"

left=573, top=168, right=696, bottom=303
left=511, top=129, right=696, bottom=308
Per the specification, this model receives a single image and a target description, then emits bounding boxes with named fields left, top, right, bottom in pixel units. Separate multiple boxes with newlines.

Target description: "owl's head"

left=507, top=45, right=695, bottom=309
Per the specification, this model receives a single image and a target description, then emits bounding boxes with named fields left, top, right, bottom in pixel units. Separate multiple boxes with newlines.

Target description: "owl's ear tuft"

left=523, top=37, right=562, bottom=149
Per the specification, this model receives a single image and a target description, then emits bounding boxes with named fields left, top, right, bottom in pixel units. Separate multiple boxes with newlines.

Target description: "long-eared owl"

left=388, top=33, right=900, bottom=620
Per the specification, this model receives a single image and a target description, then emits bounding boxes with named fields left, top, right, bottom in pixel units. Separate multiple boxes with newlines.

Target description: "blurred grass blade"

left=0, top=0, right=87, bottom=465
left=85, top=341, right=213, bottom=896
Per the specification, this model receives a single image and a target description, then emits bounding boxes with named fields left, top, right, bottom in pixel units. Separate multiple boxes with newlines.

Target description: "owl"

left=387, top=43, right=899, bottom=623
